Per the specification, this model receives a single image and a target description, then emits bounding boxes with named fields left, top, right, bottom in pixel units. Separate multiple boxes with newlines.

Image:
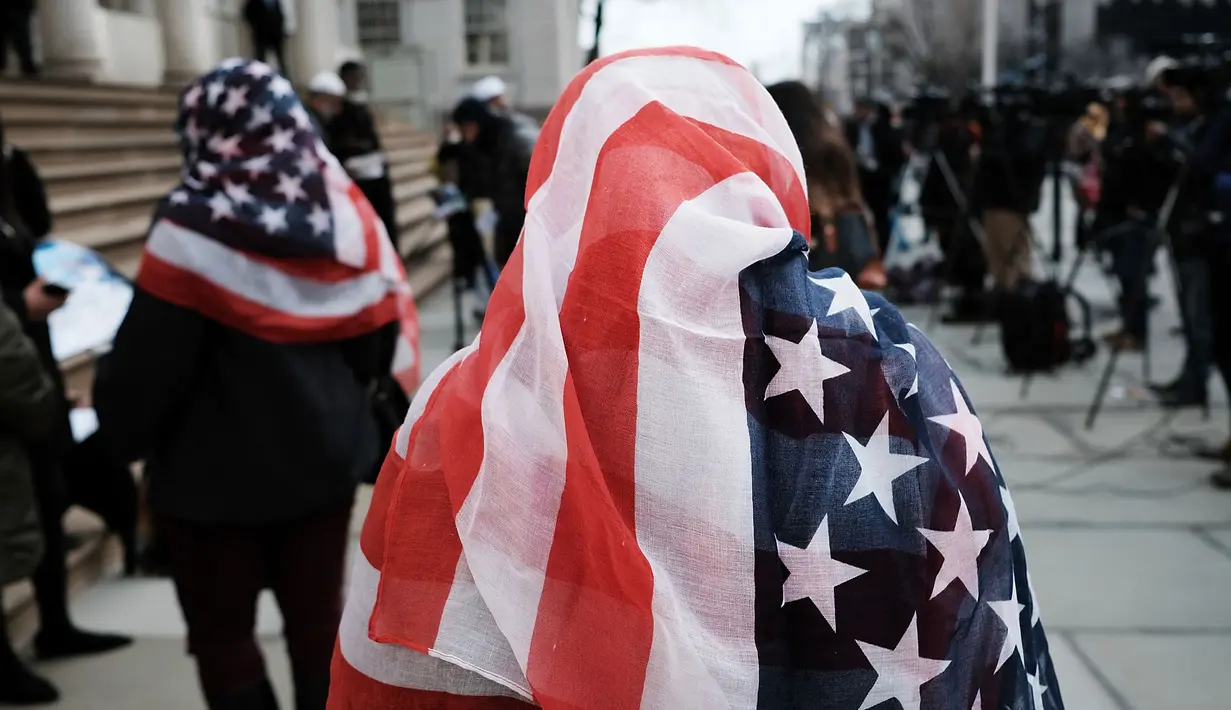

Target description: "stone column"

left=289, top=0, right=340, bottom=83
left=37, top=0, right=108, bottom=81
left=157, top=0, right=218, bottom=84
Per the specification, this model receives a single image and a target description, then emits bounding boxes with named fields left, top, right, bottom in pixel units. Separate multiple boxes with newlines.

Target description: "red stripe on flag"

left=371, top=245, right=528, bottom=649
left=524, top=103, right=801, bottom=707
left=527, top=47, right=746, bottom=206
left=135, top=250, right=400, bottom=342
left=329, top=640, right=534, bottom=710
left=358, top=446, right=410, bottom=568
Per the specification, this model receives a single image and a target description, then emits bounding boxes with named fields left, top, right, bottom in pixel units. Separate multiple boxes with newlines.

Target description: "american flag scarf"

left=135, top=59, right=421, bottom=392
left=330, top=47, right=1065, bottom=710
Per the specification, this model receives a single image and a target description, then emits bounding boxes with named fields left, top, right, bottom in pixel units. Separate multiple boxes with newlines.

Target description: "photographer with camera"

left=917, top=96, right=988, bottom=322
left=971, top=98, right=1048, bottom=294
left=1091, top=85, right=1180, bottom=355
left=1151, top=60, right=1222, bottom=409
left=1152, top=55, right=1231, bottom=482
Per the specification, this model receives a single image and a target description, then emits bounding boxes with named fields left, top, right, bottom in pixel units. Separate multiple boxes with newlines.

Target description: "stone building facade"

left=27, top=1, right=581, bottom=125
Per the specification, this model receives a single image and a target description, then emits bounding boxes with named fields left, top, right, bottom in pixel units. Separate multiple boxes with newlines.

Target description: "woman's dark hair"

left=765, top=81, right=862, bottom=210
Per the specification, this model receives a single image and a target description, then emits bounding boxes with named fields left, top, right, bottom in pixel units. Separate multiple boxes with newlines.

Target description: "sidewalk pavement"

left=28, top=225, right=1231, bottom=708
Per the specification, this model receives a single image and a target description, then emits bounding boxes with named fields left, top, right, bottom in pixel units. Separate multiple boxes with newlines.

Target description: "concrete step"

left=389, top=156, right=431, bottom=183
left=0, top=79, right=178, bottom=107
left=27, top=146, right=178, bottom=171
left=398, top=218, right=448, bottom=261
left=397, top=195, right=434, bottom=232
left=393, top=175, right=436, bottom=204
left=38, top=154, right=182, bottom=184
left=50, top=179, right=173, bottom=217
left=57, top=204, right=153, bottom=251
left=8, top=126, right=176, bottom=147
left=0, top=103, right=179, bottom=128
left=383, top=133, right=435, bottom=152
left=18, top=133, right=176, bottom=158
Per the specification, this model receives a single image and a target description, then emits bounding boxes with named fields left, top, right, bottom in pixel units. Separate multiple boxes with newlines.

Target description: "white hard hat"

left=309, top=71, right=347, bottom=97
left=471, top=75, right=507, bottom=102
left=1145, top=56, right=1178, bottom=87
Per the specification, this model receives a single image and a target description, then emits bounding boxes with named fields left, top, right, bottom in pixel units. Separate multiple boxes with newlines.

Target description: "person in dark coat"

left=331, top=61, right=399, bottom=247
left=846, top=97, right=907, bottom=255
left=0, top=119, right=133, bottom=668
left=0, top=298, right=59, bottom=704
left=451, top=98, right=534, bottom=268
left=93, top=60, right=414, bottom=710
left=243, top=0, right=289, bottom=81
left=0, top=0, right=38, bottom=77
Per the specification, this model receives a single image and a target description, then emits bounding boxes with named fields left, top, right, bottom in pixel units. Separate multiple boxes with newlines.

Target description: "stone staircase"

left=0, top=78, right=449, bottom=649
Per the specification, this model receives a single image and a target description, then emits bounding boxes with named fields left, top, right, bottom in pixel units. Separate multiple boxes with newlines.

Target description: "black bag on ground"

left=998, top=280, right=1095, bottom=373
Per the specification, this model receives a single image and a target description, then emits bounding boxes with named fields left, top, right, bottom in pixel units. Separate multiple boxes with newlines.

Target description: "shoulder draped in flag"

left=330, top=47, right=1065, bottom=710
left=136, top=58, right=421, bottom=392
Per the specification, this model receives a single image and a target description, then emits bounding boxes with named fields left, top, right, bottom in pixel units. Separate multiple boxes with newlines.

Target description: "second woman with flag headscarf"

left=93, top=59, right=420, bottom=710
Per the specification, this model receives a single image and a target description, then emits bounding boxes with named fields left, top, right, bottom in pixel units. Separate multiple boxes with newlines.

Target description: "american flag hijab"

left=136, top=59, right=421, bottom=392
left=329, top=47, right=1064, bottom=710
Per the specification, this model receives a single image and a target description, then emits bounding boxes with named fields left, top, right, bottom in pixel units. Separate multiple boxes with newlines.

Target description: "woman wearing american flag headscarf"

left=328, top=48, right=1064, bottom=710
left=93, top=59, right=420, bottom=710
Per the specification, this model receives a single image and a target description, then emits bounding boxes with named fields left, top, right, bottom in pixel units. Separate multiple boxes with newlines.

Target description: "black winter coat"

left=93, top=290, right=392, bottom=524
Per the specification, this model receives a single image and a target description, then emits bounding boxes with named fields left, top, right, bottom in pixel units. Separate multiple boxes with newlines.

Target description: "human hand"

left=23, top=278, right=68, bottom=322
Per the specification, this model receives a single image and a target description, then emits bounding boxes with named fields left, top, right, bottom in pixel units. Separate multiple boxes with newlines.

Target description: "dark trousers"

left=1211, top=243, right=1231, bottom=405
left=163, top=497, right=353, bottom=710
left=355, top=175, right=398, bottom=247
left=1107, top=226, right=1155, bottom=342
left=1177, top=258, right=1213, bottom=395
left=494, top=208, right=525, bottom=269
left=31, top=461, right=73, bottom=635
left=251, top=34, right=288, bottom=80
left=0, top=4, right=36, bottom=75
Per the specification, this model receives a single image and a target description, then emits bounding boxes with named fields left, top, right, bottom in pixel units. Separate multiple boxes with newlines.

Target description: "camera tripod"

left=1084, top=162, right=1193, bottom=430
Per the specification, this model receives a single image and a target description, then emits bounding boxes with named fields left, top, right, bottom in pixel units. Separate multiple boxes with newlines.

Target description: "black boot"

left=294, top=675, right=330, bottom=710
left=34, top=627, right=132, bottom=661
left=0, top=662, right=59, bottom=705
left=0, top=616, right=59, bottom=706
left=206, top=680, right=280, bottom=710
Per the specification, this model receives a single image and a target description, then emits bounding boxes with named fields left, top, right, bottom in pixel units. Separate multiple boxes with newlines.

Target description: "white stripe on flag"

left=321, top=149, right=370, bottom=270
left=634, top=173, right=794, bottom=709
left=525, top=53, right=805, bottom=312
left=338, top=551, right=529, bottom=699
left=146, top=219, right=391, bottom=319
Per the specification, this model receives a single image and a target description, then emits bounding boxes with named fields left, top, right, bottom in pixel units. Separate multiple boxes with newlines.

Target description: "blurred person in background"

left=0, top=298, right=58, bottom=704
left=767, top=81, right=885, bottom=290
left=305, top=71, right=347, bottom=152
left=451, top=95, right=535, bottom=268
left=332, top=61, right=398, bottom=247
left=243, top=0, right=289, bottom=80
left=0, top=0, right=38, bottom=78
left=846, top=96, right=908, bottom=255
left=920, top=98, right=986, bottom=322
left=0, top=116, right=132, bottom=670
left=1152, top=65, right=1216, bottom=404
left=1066, top=102, right=1108, bottom=252
left=93, top=61, right=417, bottom=710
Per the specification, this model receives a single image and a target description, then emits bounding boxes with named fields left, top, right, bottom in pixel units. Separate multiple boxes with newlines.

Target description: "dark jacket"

left=331, top=99, right=384, bottom=164
left=0, top=145, right=69, bottom=503
left=0, top=299, right=56, bottom=585
left=93, top=290, right=391, bottom=525
left=243, top=0, right=285, bottom=40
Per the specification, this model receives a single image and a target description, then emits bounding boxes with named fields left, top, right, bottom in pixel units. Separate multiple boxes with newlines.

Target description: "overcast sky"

left=577, top=0, right=869, bottom=84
